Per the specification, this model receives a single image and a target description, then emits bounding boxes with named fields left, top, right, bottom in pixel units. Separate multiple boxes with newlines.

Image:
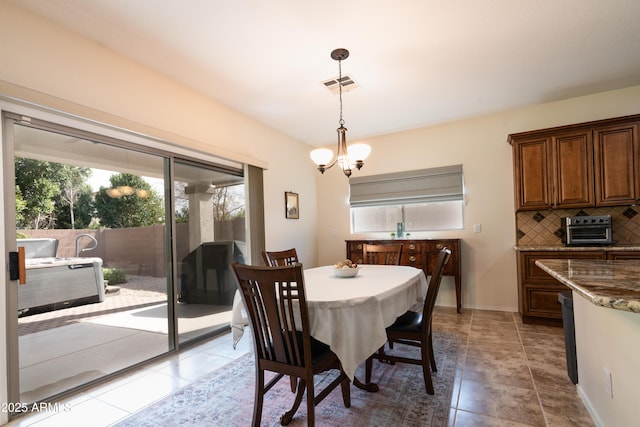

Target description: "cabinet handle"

left=436, top=243, right=443, bottom=250
left=357, top=244, right=362, bottom=250
left=409, top=256, right=416, bottom=262
left=408, top=244, right=416, bottom=250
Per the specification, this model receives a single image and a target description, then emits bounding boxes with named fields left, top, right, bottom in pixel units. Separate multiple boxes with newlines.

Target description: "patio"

left=17, top=276, right=233, bottom=403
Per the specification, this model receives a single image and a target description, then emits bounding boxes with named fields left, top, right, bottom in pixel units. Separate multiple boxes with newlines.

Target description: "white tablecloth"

left=230, top=264, right=428, bottom=380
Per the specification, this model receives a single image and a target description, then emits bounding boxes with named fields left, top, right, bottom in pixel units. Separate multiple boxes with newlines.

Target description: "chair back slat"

left=232, top=263, right=309, bottom=367
left=421, top=248, right=452, bottom=332
left=262, top=248, right=299, bottom=266
left=362, top=243, right=403, bottom=265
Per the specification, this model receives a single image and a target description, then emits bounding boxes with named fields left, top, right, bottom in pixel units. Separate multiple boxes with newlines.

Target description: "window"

left=403, top=201, right=463, bottom=231
left=350, top=165, right=464, bottom=233
left=351, top=205, right=402, bottom=232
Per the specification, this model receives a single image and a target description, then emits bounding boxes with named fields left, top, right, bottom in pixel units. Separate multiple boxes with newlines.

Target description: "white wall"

left=573, top=293, right=640, bottom=427
left=0, top=2, right=319, bottom=265
left=315, top=86, right=640, bottom=310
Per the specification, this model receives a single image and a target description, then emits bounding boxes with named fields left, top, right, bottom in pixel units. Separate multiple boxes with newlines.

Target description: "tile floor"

left=7, top=307, right=594, bottom=427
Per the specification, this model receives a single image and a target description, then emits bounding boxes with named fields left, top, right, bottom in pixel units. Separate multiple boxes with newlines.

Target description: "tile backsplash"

left=516, top=206, right=640, bottom=245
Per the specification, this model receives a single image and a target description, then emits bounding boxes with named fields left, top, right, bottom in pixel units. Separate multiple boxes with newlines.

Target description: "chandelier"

left=310, top=48, right=371, bottom=177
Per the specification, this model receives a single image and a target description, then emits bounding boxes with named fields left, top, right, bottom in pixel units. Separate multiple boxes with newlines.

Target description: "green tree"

left=94, top=173, right=164, bottom=228
left=15, top=158, right=93, bottom=229
left=175, top=206, right=189, bottom=223
left=55, top=165, right=93, bottom=229
left=54, top=187, right=94, bottom=229
left=15, top=158, right=61, bottom=229
left=15, top=185, right=27, bottom=225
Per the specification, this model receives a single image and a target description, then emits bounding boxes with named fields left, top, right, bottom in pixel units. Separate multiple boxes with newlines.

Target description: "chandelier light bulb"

left=347, top=143, right=371, bottom=162
left=310, top=148, right=334, bottom=167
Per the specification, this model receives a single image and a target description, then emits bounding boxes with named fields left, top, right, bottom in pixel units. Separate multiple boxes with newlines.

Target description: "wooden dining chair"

left=365, top=247, right=452, bottom=395
left=231, top=262, right=351, bottom=427
left=261, top=248, right=301, bottom=393
left=362, top=243, right=403, bottom=265
left=262, top=248, right=299, bottom=266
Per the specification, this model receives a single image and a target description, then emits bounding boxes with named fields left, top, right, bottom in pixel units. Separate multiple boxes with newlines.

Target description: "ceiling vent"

left=322, top=75, right=358, bottom=94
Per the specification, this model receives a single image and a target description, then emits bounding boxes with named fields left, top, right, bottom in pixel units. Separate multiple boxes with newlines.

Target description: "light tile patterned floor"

left=8, top=307, right=594, bottom=427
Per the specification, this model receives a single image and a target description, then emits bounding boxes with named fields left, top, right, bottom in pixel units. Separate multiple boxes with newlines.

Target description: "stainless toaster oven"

left=561, top=215, right=612, bottom=246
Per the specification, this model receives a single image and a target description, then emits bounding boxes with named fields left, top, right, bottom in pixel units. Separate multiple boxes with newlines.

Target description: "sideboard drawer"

left=403, top=242, right=425, bottom=253
left=426, top=241, right=449, bottom=252
left=400, top=253, right=425, bottom=269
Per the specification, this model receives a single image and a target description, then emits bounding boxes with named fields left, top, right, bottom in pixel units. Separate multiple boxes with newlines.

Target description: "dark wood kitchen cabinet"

left=346, top=239, right=462, bottom=312
left=517, top=250, right=606, bottom=325
left=510, top=128, right=594, bottom=211
left=509, top=114, right=640, bottom=211
left=510, top=136, right=552, bottom=210
left=594, top=121, right=640, bottom=206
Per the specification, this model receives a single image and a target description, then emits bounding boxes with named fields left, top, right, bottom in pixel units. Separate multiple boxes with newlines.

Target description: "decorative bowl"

left=332, top=266, right=360, bottom=278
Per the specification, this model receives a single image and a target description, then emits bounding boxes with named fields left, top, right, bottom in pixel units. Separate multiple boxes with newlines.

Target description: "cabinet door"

left=521, top=251, right=605, bottom=283
left=606, top=251, right=640, bottom=260
left=512, top=137, right=551, bottom=211
left=518, top=251, right=605, bottom=323
left=551, top=130, right=594, bottom=208
left=594, top=122, right=639, bottom=206
left=524, top=284, right=569, bottom=320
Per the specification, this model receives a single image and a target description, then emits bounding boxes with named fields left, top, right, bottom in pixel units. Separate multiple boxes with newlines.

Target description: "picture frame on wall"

left=285, top=191, right=299, bottom=219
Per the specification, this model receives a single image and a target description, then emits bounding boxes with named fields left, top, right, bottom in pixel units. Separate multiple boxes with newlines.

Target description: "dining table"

left=230, top=264, right=429, bottom=390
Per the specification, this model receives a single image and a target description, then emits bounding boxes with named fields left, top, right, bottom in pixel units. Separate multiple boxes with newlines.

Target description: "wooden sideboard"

left=346, top=239, right=462, bottom=313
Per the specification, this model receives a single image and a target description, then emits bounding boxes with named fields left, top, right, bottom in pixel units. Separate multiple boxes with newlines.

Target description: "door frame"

left=2, top=112, right=20, bottom=421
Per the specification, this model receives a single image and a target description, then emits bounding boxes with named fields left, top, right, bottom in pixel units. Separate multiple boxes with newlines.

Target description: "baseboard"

left=577, top=384, right=605, bottom=427
left=436, top=302, right=518, bottom=312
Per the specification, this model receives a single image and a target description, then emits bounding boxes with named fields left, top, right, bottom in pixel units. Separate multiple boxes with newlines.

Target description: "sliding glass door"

left=3, top=113, right=249, bottom=413
left=173, top=160, right=245, bottom=344
left=7, top=118, right=172, bottom=404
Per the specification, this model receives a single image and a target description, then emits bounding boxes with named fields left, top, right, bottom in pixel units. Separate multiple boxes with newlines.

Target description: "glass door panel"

left=173, top=160, right=245, bottom=343
left=12, top=122, right=172, bottom=403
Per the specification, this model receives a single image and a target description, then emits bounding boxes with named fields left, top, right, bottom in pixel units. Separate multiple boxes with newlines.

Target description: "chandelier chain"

left=338, top=58, right=344, bottom=126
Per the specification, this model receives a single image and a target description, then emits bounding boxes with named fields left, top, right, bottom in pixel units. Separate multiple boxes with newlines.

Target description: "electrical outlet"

left=473, top=224, right=481, bottom=233
left=603, top=367, right=613, bottom=398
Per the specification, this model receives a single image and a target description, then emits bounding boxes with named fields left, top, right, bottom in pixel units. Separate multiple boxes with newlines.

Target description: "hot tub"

left=17, top=238, right=105, bottom=315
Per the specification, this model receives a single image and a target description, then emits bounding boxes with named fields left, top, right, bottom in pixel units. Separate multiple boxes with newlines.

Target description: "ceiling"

left=11, top=0, right=640, bottom=146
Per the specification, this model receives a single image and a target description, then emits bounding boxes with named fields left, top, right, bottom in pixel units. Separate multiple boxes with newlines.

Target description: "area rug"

left=114, top=332, right=460, bottom=427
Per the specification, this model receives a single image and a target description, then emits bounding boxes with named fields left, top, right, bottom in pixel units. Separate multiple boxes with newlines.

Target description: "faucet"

left=75, top=234, right=98, bottom=258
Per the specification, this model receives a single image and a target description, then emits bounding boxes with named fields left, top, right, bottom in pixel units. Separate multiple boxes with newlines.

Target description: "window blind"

left=349, top=164, right=463, bottom=207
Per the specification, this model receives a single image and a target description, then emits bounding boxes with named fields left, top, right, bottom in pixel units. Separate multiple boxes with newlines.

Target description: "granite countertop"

left=535, top=259, right=640, bottom=314
left=514, top=245, right=640, bottom=251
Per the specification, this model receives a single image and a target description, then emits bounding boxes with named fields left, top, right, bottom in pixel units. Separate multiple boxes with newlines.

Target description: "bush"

left=103, top=268, right=127, bottom=285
